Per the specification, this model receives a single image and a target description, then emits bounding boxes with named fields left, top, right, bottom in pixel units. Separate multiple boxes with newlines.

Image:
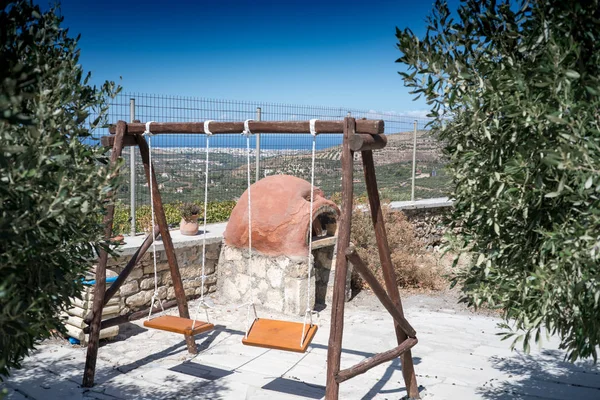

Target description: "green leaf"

left=496, top=182, right=505, bottom=198
left=565, top=70, right=580, bottom=79
left=546, top=115, right=567, bottom=124
left=585, top=86, right=599, bottom=95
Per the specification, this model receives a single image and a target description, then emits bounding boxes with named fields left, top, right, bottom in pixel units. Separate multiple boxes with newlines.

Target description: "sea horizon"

left=87, top=133, right=343, bottom=151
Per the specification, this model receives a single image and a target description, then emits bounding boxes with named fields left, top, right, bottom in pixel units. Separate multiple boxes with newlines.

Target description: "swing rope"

left=242, top=119, right=257, bottom=338
left=192, top=120, right=214, bottom=329
left=144, top=121, right=165, bottom=320
left=301, top=119, right=318, bottom=346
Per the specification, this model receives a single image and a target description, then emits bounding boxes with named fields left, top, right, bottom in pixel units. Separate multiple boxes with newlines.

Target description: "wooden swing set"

left=82, top=117, right=419, bottom=399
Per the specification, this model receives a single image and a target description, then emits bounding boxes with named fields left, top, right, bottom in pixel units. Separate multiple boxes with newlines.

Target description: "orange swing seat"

left=143, top=315, right=214, bottom=336
left=242, top=318, right=318, bottom=353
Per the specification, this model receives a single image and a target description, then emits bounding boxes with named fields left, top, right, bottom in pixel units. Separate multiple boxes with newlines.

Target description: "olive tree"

left=396, top=0, right=600, bottom=361
left=0, top=1, right=119, bottom=377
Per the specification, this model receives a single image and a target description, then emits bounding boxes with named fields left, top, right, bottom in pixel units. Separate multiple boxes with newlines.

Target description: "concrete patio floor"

left=2, top=291, right=599, bottom=400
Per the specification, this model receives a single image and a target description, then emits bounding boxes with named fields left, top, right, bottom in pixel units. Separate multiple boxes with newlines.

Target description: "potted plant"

left=180, top=203, right=201, bottom=236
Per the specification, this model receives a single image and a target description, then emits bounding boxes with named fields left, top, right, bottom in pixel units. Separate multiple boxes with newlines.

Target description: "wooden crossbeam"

left=108, top=119, right=384, bottom=135
left=336, top=338, right=418, bottom=383
left=345, top=246, right=416, bottom=338
left=348, top=133, right=387, bottom=151
left=100, top=135, right=138, bottom=147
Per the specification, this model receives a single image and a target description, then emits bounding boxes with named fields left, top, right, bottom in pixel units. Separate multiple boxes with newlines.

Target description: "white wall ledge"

left=389, top=197, right=452, bottom=211
left=113, top=221, right=337, bottom=257
left=112, top=198, right=451, bottom=257
left=115, top=222, right=227, bottom=257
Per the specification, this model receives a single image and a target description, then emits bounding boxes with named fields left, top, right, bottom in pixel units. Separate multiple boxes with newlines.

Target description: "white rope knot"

left=242, top=119, right=254, bottom=137
left=309, top=119, right=318, bottom=136
left=143, top=121, right=155, bottom=136
left=204, top=120, right=214, bottom=136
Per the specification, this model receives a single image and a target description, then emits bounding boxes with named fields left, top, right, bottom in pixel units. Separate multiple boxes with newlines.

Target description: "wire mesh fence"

left=93, top=93, right=449, bottom=231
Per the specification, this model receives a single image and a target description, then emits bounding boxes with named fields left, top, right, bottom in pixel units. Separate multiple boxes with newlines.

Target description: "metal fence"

left=94, top=93, right=449, bottom=233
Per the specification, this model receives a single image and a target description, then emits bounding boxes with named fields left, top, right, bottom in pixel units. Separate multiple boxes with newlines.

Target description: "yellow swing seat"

left=242, top=318, right=318, bottom=353
left=143, top=315, right=214, bottom=336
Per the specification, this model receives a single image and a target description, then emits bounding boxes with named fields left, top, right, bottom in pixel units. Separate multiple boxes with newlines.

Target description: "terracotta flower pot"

left=180, top=215, right=198, bottom=236
left=110, top=234, right=125, bottom=244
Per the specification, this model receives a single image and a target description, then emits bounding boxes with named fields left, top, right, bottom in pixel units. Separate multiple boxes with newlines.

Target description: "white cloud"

left=350, top=109, right=433, bottom=120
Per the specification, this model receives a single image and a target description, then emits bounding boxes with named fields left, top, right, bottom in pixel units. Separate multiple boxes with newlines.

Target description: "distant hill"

left=261, top=130, right=446, bottom=166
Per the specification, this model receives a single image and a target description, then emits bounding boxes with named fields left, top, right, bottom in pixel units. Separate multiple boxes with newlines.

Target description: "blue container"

left=81, top=276, right=118, bottom=286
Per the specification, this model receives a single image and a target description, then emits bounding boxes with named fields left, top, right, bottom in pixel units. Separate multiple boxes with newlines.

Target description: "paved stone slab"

left=3, top=292, right=600, bottom=400
left=1, top=386, right=34, bottom=400
left=4, top=365, right=84, bottom=400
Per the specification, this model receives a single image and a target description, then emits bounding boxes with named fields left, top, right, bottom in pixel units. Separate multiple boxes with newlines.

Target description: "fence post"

left=411, top=119, right=417, bottom=202
left=255, top=107, right=261, bottom=182
left=130, top=98, right=136, bottom=236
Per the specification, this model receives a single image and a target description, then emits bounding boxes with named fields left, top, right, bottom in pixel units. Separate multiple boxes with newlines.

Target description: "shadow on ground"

left=115, top=326, right=225, bottom=374
left=108, top=322, right=148, bottom=343
left=3, top=357, right=228, bottom=400
left=478, top=349, right=600, bottom=400
left=357, top=357, right=426, bottom=400
left=2, top=329, right=230, bottom=400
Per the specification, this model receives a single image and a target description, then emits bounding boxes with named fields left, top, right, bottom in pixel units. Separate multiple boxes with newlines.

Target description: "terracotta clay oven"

left=216, top=175, right=339, bottom=315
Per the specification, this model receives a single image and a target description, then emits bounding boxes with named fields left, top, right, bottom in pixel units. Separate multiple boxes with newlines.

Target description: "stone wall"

left=401, top=207, right=448, bottom=250
left=217, top=243, right=337, bottom=316
left=388, top=199, right=452, bottom=251
left=106, top=242, right=221, bottom=315
left=102, top=200, right=450, bottom=316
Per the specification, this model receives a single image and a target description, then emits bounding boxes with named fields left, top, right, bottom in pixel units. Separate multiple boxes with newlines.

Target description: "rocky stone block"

left=129, top=267, right=144, bottom=280
left=266, top=266, right=284, bottom=288
left=140, top=277, right=159, bottom=290
left=125, top=291, right=152, bottom=308
left=120, top=281, right=139, bottom=296
left=205, top=245, right=221, bottom=260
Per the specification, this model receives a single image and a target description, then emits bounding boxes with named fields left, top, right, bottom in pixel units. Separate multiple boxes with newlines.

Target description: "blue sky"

left=55, top=0, right=458, bottom=115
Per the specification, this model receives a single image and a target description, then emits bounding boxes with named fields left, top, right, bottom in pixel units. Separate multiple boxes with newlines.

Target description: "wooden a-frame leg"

left=361, top=149, right=420, bottom=399
left=82, top=121, right=127, bottom=388
left=135, top=135, right=197, bottom=355
left=325, top=117, right=355, bottom=399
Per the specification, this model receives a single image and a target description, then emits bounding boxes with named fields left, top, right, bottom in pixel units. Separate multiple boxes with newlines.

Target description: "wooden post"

left=361, top=150, right=420, bottom=398
left=325, top=117, right=355, bottom=399
left=135, top=134, right=198, bottom=355
left=348, top=133, right=387, bottom=152
left=82, top=121, right=126, bottom=387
